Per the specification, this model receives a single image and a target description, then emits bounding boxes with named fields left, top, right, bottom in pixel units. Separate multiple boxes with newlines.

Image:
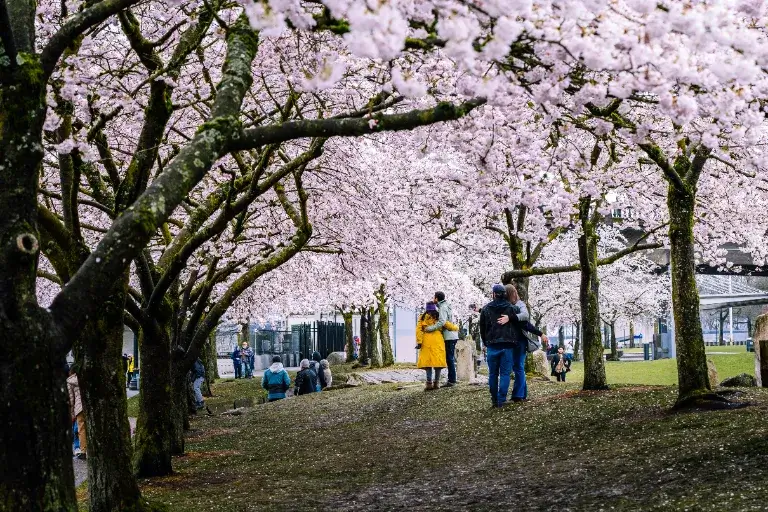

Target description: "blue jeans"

left=445, top=340, right=457, bottom=383
left=425, top=367, right=442, bottom=382
left=511, top=342, right=528, bottom=399
left=193, top=377, right=205, bottom=408
left=486, top=345, right=513, bottom=405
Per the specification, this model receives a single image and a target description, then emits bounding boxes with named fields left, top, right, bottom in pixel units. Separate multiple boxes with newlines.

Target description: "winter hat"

left=426, top=302, right=438, bottom=312
left=272, top=355, right=282, bottom=364
left=300, top=359, right=310, bottom=369
left=492, top=283, right=506, bottom=298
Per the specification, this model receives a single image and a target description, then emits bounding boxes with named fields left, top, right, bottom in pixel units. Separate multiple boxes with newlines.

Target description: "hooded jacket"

left=479, top=298, right=519, bottom=348
left=319, top=359, right=332, bottom=389
left=67, top=374, right=83, bottom=419
left=294, top=367, right=317, bottom=395
left=261, top=362, right=290, bottom=399
left=424, top=300, right=459, bottom=341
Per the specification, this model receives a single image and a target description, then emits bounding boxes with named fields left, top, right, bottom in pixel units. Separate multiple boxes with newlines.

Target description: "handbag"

left=524, top=331, right=541, bottom=353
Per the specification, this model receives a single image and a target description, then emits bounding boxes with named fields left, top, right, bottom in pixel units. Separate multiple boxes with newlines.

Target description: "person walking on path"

left=319, top=359, right=333, bottom=389
left=262, top=355, right=291, bottom=402
left=67, top=366, right=87, bottom=460
left=417, top=302, right=460, bottom=390
left=294, top=359, right=318, bottom=396
left=192, top=358, right=206, bottom=410
left=423, top=291, right=460, bottom=387
left=551, top=347, right=571, bottom=382
left=232, top=345, right=242, bottom=379
left=479, top=284, right=519, bottom=407
left=240, top=341, right=254, bottom=379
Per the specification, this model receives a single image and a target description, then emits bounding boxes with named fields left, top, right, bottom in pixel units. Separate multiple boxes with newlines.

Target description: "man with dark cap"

left=479, top=284, right=519, bottom=407
left=424, top=291, right=459, bottom=386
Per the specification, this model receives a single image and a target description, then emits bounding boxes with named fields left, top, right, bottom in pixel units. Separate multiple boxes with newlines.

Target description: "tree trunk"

left=0, top=56, right=80, bottom=511
left=359, top=308, right=369, bottom=365
left=608, top=321, right=619, bottom=360
left=368, top=306, right=381, bottom=368
left=343, top=311, right=354, bottom=362
left=77, top=276, right=146, bottom=511
left=558, top=326, right=565, bottom=348
left=668, top=185, right=710, bottom=402
left=629, top=321, right=635, bottom=349
left=579, top=201, right=608, bottom=390
left=718, top=310, right=727, bottom=346
left=574, top=321, right=581, bottom=361
left=377, top=289, right=394, bottom=366
left=1, top=325, right=77, bottom=510
left=133, top=321, right=173, bottom=477
left=169, top=367, right=189, bottom=455
left=202, top=333, right=218, bottom=395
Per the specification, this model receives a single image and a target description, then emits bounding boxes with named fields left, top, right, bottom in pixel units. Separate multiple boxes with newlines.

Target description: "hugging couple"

left=416, top=291, right=459, bottom=390
left=480, top=283, right=548, bottom=407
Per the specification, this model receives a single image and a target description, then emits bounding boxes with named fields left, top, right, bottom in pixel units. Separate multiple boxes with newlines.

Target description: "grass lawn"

left=127, top=381, right=768, bottom=511
left=567, top=351, right=754, bottom=387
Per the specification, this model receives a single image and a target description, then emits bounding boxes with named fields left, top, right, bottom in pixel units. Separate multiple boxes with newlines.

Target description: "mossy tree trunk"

left=0, top=50, right=79, bottom=509
left=667, top=181, right=710, bottom=401
left=574, top=321, right=581, bottom=361
left=629, top=320, right=635, bottom=349
left=359, top=307, right=369, bottom=364
left=202, top=332, right=218, bottom=395
left=607, top=321, right=618, bottom=361
left=579, top=198, right=608, bottom=390
left=377, top=286, right=394, bottom=366
left=77, top=274, right=147, bottom=511
left=133, top=318, right=173, bottom=477
left=343, top=310, right=355, bottom=362
left=368, top=306, right=382, bottom=368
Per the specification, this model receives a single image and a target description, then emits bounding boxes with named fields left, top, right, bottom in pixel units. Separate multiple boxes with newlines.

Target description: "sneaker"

left=443, top=381, right=457, bottom=388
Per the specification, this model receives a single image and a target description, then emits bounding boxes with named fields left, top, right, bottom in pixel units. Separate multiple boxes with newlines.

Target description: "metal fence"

left=215, top=321, right=345, bottom=360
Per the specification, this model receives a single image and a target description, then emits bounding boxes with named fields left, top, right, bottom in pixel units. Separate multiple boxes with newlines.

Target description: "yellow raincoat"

left=416, top=315, right=459, bottom=369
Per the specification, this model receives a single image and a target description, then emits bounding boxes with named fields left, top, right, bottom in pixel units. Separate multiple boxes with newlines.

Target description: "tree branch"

left=41, top=0, right=143, bottom=77
left=501, top=242, right=663, bottom=280
left=228, top=98, right=486, bottom=152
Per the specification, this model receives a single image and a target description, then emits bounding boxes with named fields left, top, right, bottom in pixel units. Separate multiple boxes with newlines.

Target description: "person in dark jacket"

left=294, top=359, right=317, bottom=396
left=479, top=284, right=519, bottom=407
left=497, top=284, right=531, bottom=401
left=232, top=346, right=242, bottom=379
left=192, top=358, right=206, bottom=410
left=550, top=347, right=571, bottom=382
left=309, top=360, right=322, bottom=391
left=262, top=355, right=290, bottom=401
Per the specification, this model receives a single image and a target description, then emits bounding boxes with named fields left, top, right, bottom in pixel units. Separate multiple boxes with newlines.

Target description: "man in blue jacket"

left=231, top=345, right=242, bottom=379
left=261, top=355, right=291, bottom=402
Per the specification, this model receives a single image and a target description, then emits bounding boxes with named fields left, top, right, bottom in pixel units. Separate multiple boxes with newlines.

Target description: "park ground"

left=92, top=347, right=768, bottom=511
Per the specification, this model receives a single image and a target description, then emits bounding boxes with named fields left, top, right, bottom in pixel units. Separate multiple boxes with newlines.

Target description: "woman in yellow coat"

left=416, top=302, right=459, bottom=390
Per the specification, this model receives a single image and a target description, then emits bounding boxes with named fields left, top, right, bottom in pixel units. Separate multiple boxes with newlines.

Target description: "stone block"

left=531, top=350, right=550, bottom=380
left=233, top=397, right=254, bottom=409
left=455, top=338, right=475, bottom=382
left=720, top=373, right=757, bottom=388
left=707, top=359, right=719, bottom=387
left=327, top=351, right=346, bottom=366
